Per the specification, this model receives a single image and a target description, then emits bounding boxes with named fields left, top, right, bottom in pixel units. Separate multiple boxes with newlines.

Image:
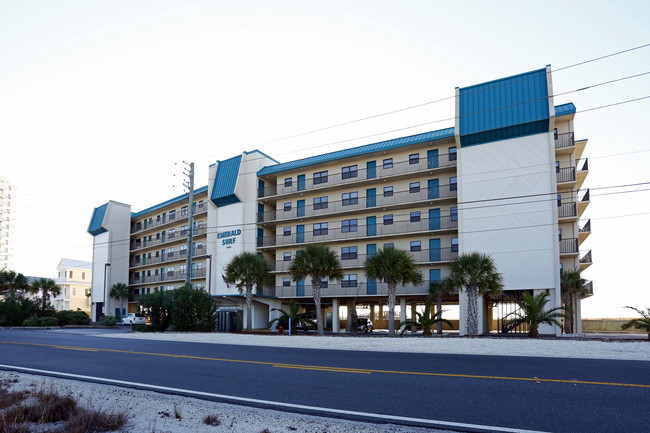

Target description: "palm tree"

left=268, top=299, right=315, bottom=334
left=289, top=244, right=342, bottom=336
left=621, top=306, right=650, bottom=341
left=560, top=268, right=587, bottom=334
left=225, top=252, right=272, bottom=333
left=505, top=291, right=570, bottom=338
left=448, top=252, right=503, bottom=336
left=430, top=280, right=454, bottom=334
left=364, top=247, right=423, bottom=337
left=32, top=278, right=60, bottom=313
left=0, top=270, right=30, bottom=299
left=399, top=294, right=452, bottom=336
left=109, top=282, right=130, bottom=319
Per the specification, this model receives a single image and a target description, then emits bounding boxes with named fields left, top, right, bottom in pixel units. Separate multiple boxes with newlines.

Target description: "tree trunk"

left=562, top=294, right=573, bottom=334
left=387, top=283, right=397, bottom=337
left=529, top=325, right=539, bottom=338
left=466, top=286, right=479, bottom=336
left=436, top=294, right=443, bottom=335
left=313, top=282, right=323, bottom=336
left=120, top=298, right=124, bottom=319
left=245, top=283, right=253, bottom=332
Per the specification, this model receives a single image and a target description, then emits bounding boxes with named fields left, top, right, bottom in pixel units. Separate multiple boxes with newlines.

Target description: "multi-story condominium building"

left=88, top=66, right=592, bottom=334
left=0, top=176, right=16, bottom=271
left=51, top=259, right=93, bottom=315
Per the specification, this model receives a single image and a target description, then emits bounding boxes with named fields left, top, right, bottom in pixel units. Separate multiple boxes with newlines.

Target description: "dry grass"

left=203, top=413, right=221, bottom=426
left=0, top=378, right=129, bottom=433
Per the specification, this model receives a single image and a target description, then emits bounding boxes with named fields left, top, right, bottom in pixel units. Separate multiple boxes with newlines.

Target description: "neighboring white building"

left=0, top=176, right=16, bottom=271
left=52, top=259, right=93, bottom=314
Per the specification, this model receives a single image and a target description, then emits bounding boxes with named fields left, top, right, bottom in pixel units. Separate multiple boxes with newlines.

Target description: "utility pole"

left=183, top=161, right=195, bottom=288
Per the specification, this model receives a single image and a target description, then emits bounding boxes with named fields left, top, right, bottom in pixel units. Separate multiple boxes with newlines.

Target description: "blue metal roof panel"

left=257, top=127, right=455, bottom=176
left=211, top=155, right=242, bottom=207
left=131, top=186, right=208, bottom=218
left=459, top=68, right=549, bottom=137
left=88, top=203, right=108, bottom=236
left=554, top=103, right=576, bottom=116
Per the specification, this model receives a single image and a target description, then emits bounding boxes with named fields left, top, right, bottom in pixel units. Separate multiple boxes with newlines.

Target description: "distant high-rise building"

left=0, top=176, right=16, bottom=271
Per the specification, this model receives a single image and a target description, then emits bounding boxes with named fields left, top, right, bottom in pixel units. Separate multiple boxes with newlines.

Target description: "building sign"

left=217, top=229, right=241, bottom=248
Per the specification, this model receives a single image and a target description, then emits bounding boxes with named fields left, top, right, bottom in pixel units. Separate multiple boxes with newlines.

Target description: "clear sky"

left=1, top=0, right=648, bottom=318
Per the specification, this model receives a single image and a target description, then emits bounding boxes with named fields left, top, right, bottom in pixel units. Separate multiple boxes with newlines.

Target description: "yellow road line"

left=2, top=340, right=648, bottom=388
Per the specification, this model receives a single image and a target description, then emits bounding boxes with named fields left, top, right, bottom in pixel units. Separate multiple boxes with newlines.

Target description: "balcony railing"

left=130, top=246, right=206, bottom=267
left=272, top=248, right=458, bottom=272
left=578, top=158, right=589, bottom=172
left=130, top=226, right=208, bottom=251
left=559, top=238, right=579, bottom=254
left=555, top=132, right=574, bottom=149
left=557, top=167, right=576, bottom=184
left=258, top=187, right=458, bottom=223
left=583, top=280, right=594, bottom=297
left=580, top=250, right=592, bottom=265
left=275, top=279, right=441, bottom=298
left=258, top=216, right=458, bottom=248
left=579, top=219, right=591, bottom=234
left=129, top=267, right=207, bottom=285
left=258, top=153, right=457, bottom=198
left=131, top=203, right=207, bottom=234
left=581, top=189, right=590, bottom=203
left=558, top=202, right=577, bottom=219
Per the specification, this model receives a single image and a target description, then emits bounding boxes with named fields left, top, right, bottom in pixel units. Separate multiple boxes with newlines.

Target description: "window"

left=284, top=202, right=292, bottom=212
left=180, top=245, right=187, bottom=255
left=283, top=227, right=291, bottom=236
left=409, top=153, right=419, bottom=165
left=198, top=220, right=204, bottom=229
left=285, top=178, right=292, bottom=187
left=449, top=146, right=457, bottom=161
left=341, top=246, right=358, bottom=260
left=383, top=186, right=393, bottom=197
left=197, top=241, right=203, bottom=250
left=313, top=171, right=328, bottom=185
left=557, top=194, right=561, bottom=207
left=181, top=225, right=188, bottom=235
left=81, top=272, right=86, bottom=280
left=283, top=277, right=291, bottom=287
left=168, top=247, right=175, bottom=257
left=342, top=192, right=358, bottom=206
left=383, top=214, right=393, bottom=225
left=320, top=277, right=328, bottom=288
left=451, top=237, right=459, bottom=253
left=342, top=274, right=358, bottom=288
left=181, top=206, right=188, bottom=216
left=450, top=177, right=457, bottom=191
left=451, top=207, right=458, bottom=222
left=559, top=229, right=562, bottom=241
left=69, top=271, right=73, bottom=278
left=559, top=262, right=563, bottom=273
left=555, top=161, right=560, bottom=173
left=342, top=165, right=358, bottom=179
left=167, top=267, right=174, bottom=276
left=283, top=252, right=292, bottom=261
left=554, top=128, right=558, bottom=140
left=72, top=287, right=77, bottom=296
left=383, top=158, right=393, bottom=169
left=410, top=241, right=421, bottom=252
left=410, top=211, right=421, bottom=222
left=314, top=222, right=328, bottom=236
left=341, top=219, right=358, bottom=232
left=180, top=265, right=186, bottom=274
left=384, top=243, right=394, bottom=249
left=313, top=196, right=328, bottom=210
left=409, top=182, right=420, bottom=193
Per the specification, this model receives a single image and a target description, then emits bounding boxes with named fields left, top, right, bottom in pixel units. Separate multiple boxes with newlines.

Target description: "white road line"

left=0, top=364, right=549, bottom=433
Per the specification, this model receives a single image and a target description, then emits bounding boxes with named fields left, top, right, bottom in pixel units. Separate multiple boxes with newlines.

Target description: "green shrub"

left=99, top=315, right=119, bottom=326
left=132, top=324, right=157, bottom=332
left=40, top=317, right=59, bottom=327
left=22, top=317, right=39, bottom=326
left=171, top=285, right=217, bottom=332
left=0, top=296, right=38, bottom=326
left=138, top=290, right=173, bottom=332
left=56, top=310, right=91, bottom=326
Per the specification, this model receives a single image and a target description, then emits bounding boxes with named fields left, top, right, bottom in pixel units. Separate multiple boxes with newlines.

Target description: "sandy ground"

left=2, top=332, right=648, bottom=432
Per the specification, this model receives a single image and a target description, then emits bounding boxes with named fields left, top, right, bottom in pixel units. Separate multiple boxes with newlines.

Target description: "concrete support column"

left=575, top=296, right=583, bottom=334
left=458, top=290, right=486, bottom=335
left=332, top=298, right=340, bottom=333
left=378, top=304, right=384, bottom=329
left=411, top=303, right=417, bottom=321
left=400, top=298, right=407, bottom=324
left=346, top=301, right=354, bottom=331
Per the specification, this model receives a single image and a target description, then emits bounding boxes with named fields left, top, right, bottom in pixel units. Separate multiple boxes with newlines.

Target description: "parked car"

left=358, top=318, right=373, bottom=333
left=122, top=313, right=147, bottom=326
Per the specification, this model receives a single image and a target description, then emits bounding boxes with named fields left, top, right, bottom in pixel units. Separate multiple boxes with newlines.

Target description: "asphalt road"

left=0, top=328, right=648, bottom=433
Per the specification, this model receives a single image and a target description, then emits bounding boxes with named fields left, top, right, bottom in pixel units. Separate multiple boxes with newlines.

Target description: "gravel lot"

left=2, top=332, right=648, bottom=432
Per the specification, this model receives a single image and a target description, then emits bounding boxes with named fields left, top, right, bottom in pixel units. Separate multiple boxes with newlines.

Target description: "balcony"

left=582, top=280, right=594, bottom=298
left=129, top=267, right=207, bottom=286
left=275, top=279, right=441, bottom=299
left=130, top=246, right=207, bottom=268
left=578, top=219, right=591, bottom=243
left=258, top=153, right=457, bottom=199
left=554, top=132, right=574, bottom=152
left=258, top=186, right=458, bottom=224
left=577, top=158, right=589, bottom=190
left=272, top=248, right=458, bottom=272
left=131, top=202, right=208, bottom=235
left=559, top=238, right=579, bottom=255
left=558, top=202, right=577, bottom=220
left=130, top=226, right=208, bottom=251
left=258, top=215, right=458, bottom=248
left=579, top=250, right=592, bottom=271
left=578, top=189, right=590, bottom=217
left=556, top=167, right=576, bottom=185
